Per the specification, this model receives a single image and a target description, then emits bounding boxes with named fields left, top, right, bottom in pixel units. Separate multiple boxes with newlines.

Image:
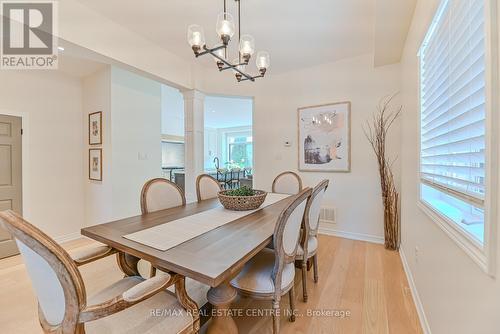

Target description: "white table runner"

left=123, top=193, right=290, bottom=251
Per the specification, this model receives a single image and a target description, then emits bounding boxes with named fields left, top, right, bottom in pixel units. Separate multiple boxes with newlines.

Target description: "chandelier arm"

left=202, top=45, right=254, bottom=81
left=240, top=74, right=264, bottom=82
left=195, top=44, right=226, bottom=57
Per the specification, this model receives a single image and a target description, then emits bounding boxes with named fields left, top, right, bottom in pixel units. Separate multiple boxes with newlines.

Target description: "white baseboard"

left=318, top=222, right=384, bottom=245
left=399, top=247, right=432, bottom=334
left=53, top=232, right=82, bottom=244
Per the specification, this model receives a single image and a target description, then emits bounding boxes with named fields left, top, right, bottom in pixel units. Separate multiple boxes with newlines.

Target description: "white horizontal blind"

left=420, top=0, right=486, bottom=207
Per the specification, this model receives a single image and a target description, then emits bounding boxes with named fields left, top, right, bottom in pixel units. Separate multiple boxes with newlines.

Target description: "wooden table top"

left=81, top=196, right=294, bottom=287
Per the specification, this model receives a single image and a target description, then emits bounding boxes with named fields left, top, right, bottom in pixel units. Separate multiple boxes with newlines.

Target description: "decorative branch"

left=363, top=94, right=402, bottom=251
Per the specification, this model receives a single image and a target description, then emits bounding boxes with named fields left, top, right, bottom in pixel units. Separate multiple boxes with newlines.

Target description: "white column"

left=182, top=89, right=205, bottom=203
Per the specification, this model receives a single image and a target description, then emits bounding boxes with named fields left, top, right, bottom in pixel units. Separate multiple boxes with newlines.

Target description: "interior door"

left=0, top=115, right=22, bottom=258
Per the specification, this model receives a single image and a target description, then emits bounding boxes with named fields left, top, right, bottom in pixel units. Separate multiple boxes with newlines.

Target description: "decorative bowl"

left=218, top=189, right=267, bottom=211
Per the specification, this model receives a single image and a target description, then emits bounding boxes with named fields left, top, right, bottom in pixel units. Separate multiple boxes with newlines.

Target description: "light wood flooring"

left=0, top=235, right=422, bottom=334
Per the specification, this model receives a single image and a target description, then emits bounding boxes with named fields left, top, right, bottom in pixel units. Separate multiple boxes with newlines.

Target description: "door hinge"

left=21, top=129, right=23, bottom=135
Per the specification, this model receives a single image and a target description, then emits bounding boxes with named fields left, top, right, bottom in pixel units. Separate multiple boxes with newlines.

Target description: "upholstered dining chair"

left=0, top=210, right=199, bottom=334
left=140, top=178, right=210, bottom=309
left=139, top=178, right=186, bottom=279
left=141, top=178, right=185, bottom=214
left=272, top=171, right=303, bottom=195
left=196, top=174, right=222, bottom=202
left=296, top=179, right=329, bottom=302
left=230, top=187, right=312, bottom=334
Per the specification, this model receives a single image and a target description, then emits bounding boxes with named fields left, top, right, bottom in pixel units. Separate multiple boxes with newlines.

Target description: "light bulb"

left=187, top=24, right=205, bottom=54
left=256, top=51, right=270, bottom=75
left=239, top=35, right=255, bottom=63
left=213, top=48, right=225, bottom=62
left=216, top=12, right=235, bottom=45
left=232, top=58, right=246, bottom=81
left=213, top=48, right=226, bottom=70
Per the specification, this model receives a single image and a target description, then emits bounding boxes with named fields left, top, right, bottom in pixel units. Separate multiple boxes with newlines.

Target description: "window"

left=419, top=0, right=492, bottom=253
left=228, top=135, right=253, bottom=168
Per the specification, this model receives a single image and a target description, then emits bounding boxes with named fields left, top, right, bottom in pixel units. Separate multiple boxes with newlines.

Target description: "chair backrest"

left=196, top=174, right=222, bottom=202
left=305, top=179, right=329, bottom=237
left=140, top=178, right=186, bottom=214
left=271, top=188, right=311, bottom=295
left=272, top=171, right=303, bottom=195
left=0, top=210, right=85, bottom=332
left=231, top=168, right=241, bottom=181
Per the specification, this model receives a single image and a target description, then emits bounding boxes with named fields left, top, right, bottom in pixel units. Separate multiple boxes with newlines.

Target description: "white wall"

left=400, top=1, right=500, bottom=333
left=83, top=66, right=162, bottom=224
left=198, top=53, right=401, bottom=240
left=110, top=67, right=162, bottom=219
left=0, top=70, right=84, bottom=240
left=83, top=67, right=113, bottom=226
left=161, top=84, right=184, bottom=137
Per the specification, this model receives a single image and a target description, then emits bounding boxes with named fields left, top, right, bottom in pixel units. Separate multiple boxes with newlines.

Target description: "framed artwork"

left=298, top=101, right=351, bottom=172
left=89, top=111, right=102, bottom=145
left=89, top=148, right=102, bottom=181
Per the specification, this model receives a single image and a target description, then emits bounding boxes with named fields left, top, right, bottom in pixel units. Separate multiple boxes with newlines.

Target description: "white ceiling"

left=76, top=0, right=380, bottom=74
left=205, top=95, right=253, bottom=128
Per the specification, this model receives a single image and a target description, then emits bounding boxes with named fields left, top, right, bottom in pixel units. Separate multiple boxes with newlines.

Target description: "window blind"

left=420, top=0, right=486, bottom=208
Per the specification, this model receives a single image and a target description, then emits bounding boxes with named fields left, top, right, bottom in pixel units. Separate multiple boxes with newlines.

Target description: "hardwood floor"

left=0, top=235, right=422, bottom=334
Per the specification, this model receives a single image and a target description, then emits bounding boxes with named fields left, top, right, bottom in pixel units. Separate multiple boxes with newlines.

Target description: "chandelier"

left=187, top=0, right=270, bottom=82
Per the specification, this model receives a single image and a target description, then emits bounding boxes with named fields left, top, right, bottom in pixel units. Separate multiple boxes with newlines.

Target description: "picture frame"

left=88, top=111, right=102, bottom=145
left=297, top=101, right=351, bottom=172
left=89, top=148, right=103, bottom=181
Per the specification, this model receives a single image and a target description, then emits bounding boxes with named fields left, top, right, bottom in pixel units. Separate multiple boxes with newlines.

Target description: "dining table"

left=81, top=193, right=295, bottom=334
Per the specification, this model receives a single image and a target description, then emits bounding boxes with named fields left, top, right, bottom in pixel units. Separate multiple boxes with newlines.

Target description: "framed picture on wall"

left=89, top=148, right=103, bottom=181
left=298, top=101, right=351, bottom=172
left=89, top=111, right=102, bottom=145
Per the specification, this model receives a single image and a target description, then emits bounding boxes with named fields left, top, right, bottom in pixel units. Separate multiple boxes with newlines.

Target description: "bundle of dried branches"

left=364, top=94, right=402, bottom=251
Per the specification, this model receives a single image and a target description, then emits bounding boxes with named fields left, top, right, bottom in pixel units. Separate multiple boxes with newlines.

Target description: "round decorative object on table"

left=218, top=189, right=267, bottom=211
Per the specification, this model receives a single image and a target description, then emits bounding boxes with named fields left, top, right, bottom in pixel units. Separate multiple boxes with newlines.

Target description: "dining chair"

left=141, top=177, right=186, bottom=214
left=196, top=174, right=222, bottom=202
left=0, top=210, right=200, bottom=334
left=216, top=168, right=229, bottom=189
left=139, top=178, right=186, bottom=278
left=272, top=171, right=303, bottom=195
left=296, top=179, right=329, bottom=302
left=230, top=187, right=312, bottom=334
left=140, top=178, right=210, bottom=309
left=229, top=168, right=241, bottom=189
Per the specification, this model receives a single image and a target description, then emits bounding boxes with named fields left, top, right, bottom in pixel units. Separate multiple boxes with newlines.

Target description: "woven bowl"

left=218, top=190, right=268, bottom=211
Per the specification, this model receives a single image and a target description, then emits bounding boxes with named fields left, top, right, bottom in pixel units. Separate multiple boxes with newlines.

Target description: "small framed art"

left=89, top=148, right=102, bottom=181
left=89, top=111, right=102, bottom=145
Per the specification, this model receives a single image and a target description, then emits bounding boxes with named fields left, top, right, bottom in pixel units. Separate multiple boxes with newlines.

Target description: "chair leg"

left=313, top=254, right=319, bottom=283
left=272, top=299, right=280, bottom=334
left=289, top=286, right=296, bottom=322
left=301, top=260, right=308, bottom=302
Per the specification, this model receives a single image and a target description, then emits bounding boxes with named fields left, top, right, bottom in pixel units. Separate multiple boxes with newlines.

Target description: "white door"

left=0, top=115, right=22, bottom=258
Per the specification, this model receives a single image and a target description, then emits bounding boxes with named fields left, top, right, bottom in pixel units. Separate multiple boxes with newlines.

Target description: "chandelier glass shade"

left=187, top=0, right=269, bottom=82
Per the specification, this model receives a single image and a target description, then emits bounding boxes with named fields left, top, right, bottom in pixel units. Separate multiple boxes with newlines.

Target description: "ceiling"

left=76, top=0, right=382, bottom=74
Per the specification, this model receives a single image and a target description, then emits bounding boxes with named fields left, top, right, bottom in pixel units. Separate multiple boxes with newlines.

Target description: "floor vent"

left=320, top=207, right=336, bottom=223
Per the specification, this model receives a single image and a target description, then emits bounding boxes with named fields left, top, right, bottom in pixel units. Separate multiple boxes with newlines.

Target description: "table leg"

left=206, top=281, right=238, bottom=334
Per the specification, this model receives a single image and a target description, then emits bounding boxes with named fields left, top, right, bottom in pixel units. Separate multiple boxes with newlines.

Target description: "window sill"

left=417, top=200, right=492, bottom=275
